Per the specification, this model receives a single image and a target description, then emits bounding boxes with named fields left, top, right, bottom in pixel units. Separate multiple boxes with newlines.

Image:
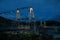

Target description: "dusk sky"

left=0, top=0, right=60, bottom=22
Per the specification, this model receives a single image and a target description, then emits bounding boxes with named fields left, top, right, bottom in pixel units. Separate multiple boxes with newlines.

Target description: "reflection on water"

left=0, top=26, right=60, bottom=40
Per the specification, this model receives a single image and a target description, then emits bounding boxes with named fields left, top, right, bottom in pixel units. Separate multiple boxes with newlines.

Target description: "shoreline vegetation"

left=0, top=32, right=53, bottom=40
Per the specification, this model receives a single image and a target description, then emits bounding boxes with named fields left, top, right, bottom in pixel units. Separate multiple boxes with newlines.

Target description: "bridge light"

left=16, top=8, right=20, bottom=13
left=30, top=6, right=33, bottom=13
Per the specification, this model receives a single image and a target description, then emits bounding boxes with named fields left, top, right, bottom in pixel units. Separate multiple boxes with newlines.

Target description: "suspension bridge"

left=0, top=6, right=60, bottom=40
left=0, top=6, right=46, bottom=35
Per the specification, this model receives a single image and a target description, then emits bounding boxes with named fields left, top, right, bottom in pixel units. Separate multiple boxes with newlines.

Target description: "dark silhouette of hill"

left=46, top=14, right=60, bottom=26
left=50, top=14, right=60, bottom=22
left=0, top=16, right=15, bottom=27
left=45, top=20, right=60, bottom=26
left=0, top=16, right=60, bottom=28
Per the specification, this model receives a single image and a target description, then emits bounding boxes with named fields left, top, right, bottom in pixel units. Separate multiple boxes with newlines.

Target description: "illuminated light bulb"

left=16, top=8, right=20, bottom=13
left=17, top=10, right=19, bottom=13
left=30, top=7, right=33, bottom=13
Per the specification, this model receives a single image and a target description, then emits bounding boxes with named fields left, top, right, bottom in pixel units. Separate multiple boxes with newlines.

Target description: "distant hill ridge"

left=0, top=16, right=60, bottom=27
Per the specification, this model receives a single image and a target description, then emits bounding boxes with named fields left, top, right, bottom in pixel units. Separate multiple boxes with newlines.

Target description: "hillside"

left=0, top=16, right=14, bottom=27
left=0, top=16, right=60, bottom=27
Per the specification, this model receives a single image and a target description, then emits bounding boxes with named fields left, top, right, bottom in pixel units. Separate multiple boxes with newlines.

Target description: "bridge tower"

left=28, top=6, right=37, bottom=34
left=16, top=8, right=20, bottom=29
left=16, top=8, right=20, bottom=21
left=28, top=6, right=35, bottom=19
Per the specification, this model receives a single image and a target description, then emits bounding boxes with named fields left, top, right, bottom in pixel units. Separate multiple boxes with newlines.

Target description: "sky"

left=0, top=0, right=60, bottom=22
